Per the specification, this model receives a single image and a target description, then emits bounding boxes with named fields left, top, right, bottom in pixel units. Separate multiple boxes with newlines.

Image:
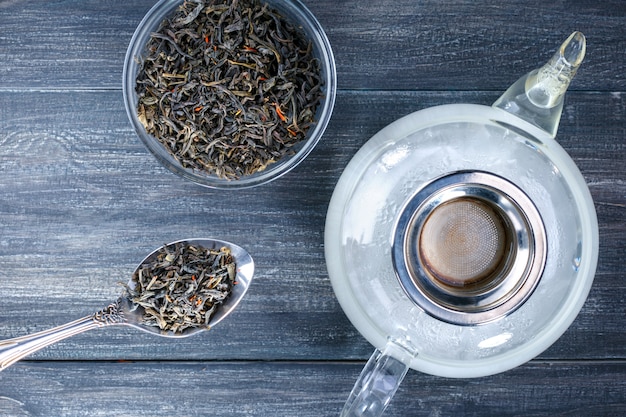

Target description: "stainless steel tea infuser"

left=392, top=170, right=547, bottom=326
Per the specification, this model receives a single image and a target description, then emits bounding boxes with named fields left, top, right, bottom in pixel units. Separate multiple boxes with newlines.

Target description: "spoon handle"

left=0, top=301, right=125, bottom=371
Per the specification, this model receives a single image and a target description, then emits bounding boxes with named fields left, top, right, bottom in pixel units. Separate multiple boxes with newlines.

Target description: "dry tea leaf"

left=135, top=0, right=324, bottom=179
left=125, top=242, right=236, bottom=333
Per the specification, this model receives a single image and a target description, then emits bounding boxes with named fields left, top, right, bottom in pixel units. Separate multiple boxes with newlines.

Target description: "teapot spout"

left=493, top=32, right=586, bottom=138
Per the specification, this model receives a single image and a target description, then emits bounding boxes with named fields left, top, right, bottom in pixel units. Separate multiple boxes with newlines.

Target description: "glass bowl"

left=123, top=0, right=336, bottom=189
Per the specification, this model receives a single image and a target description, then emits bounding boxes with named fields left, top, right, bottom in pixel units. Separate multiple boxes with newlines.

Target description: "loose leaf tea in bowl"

left=132, top=0, right=330, bottom=183
left=125, top=242, right=237, bottom=333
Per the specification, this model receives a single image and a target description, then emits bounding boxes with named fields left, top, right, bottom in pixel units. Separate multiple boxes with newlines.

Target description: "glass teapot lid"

left=325, top=33, right=598, bottom=379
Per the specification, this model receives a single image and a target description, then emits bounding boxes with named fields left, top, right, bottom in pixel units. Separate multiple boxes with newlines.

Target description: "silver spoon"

left=0, top=238, right=254, bottom=371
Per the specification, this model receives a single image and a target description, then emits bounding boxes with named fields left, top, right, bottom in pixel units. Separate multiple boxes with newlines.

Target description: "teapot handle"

left=341, top=339, right=418, bottom=417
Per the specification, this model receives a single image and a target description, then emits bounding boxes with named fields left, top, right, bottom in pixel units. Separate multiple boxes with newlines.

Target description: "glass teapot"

left=325, top=32, right=598, bottom=417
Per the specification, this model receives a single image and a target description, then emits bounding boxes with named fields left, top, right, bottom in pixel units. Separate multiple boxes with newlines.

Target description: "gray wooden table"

left=0, top=1, right=624, bottom=416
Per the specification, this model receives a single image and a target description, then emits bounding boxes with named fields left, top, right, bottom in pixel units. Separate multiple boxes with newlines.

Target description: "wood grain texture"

left=0, top=0, right=624, bottom=90
left=0, top=361, right=624, bottom=417
left=0, top=0, right=624, bottom=415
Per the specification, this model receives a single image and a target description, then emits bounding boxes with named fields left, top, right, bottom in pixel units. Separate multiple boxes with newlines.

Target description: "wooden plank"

left=0, top=0, right=624, bottom=90
left=0, top=361, right=623, bottom=416
left=0, top=89, right=623, bottom=362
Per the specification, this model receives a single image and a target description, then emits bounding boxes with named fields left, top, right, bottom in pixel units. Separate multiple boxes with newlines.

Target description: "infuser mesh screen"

left=418, top=199, right=507, bottom=286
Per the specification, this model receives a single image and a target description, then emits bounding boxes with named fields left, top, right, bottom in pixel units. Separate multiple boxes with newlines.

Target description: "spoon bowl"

left=123, top=238, right=254, bottom=338
left=0, top=238, right=254, bottom=370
